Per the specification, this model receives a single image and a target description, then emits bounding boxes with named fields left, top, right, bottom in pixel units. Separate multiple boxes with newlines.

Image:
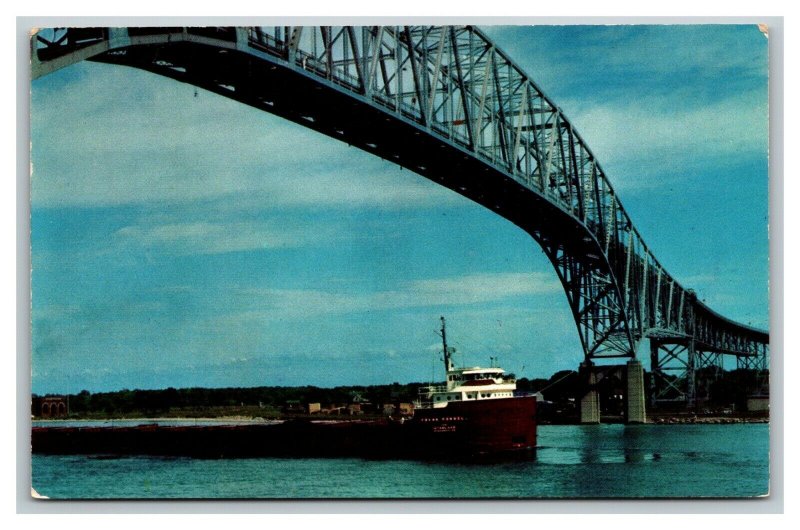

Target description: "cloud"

left=481, top=25, right=768, bottom=193
left=113, top=219, right=346, bottom=254
left=31, top=61, right=462, bottom=210
left=484, top=25, right=766, bottom=101
left=226, top=271, right=562, bottom=319
left=561, top=88, right=768, bottom=191
left=677, top=270, right=769, bottom=330
left=410, top=272, right=560, bottom=302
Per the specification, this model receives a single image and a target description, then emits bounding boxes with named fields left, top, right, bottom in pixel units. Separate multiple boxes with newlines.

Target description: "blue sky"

left=30, top=25, right=769, bottom=394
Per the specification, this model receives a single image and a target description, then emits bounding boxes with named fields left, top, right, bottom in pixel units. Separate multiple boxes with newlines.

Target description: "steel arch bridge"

left=31, top=25, right=769, bottom=404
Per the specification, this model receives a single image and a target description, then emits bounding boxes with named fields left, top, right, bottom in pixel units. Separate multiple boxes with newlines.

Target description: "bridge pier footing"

left=626, top=359, right=647, bottom=424
left=579, top=361, right=600, bottom=424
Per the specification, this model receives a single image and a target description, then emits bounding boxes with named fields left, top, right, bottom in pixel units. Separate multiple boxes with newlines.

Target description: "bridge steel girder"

left=737, top=342, right=769, bottom=372
left=694, top=349, right=724, bottom=404
left=532, top=231, right=633, bottom=360
left=649, top=338, right=696, bottom=407
left=30, top=25, right=769, bottom=366
left=737, top=342, right=770, bottom=397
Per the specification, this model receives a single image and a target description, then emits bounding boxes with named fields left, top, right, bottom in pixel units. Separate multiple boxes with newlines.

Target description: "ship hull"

left=409, top=396, right=537, bottom=456
left=31, top=398, right=537, bottom=459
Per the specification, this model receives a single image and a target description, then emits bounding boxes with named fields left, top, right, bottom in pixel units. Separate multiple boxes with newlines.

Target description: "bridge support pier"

left=579, top=361, right=600, bottom=424
left=650, top=339, right=696, bottom=408
left=625, top=359, right=646, bottom=424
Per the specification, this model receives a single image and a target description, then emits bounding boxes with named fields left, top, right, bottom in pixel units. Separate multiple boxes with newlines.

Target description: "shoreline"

left=33, top=415, right=769, bottom=425
left=647, top=415, right=768, bottom=425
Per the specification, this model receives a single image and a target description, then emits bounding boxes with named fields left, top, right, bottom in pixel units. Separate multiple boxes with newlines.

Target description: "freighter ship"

left=405, top=317, right=537, bottom=455
left=32, top=317, right=536, bottom=459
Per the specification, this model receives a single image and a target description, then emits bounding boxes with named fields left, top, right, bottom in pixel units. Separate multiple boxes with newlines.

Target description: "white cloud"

left=113, top=219, right=346, bottom=254
left=481, top=26, right=768, bottom=193
left=410, top=272, right=560, bottom=302
left=226, top=271, right=562, bottom=319
left=484, top=25, right=766, bottom=97
left=31, top=61, right=462, bottom=210
left=561, top=89, right=767, bottom=191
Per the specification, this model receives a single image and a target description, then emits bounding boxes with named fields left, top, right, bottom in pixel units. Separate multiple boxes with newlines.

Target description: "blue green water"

left=31, top=423, right=769, bottom=499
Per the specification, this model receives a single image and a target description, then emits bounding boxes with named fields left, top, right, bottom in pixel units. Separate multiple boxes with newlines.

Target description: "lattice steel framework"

left=650, top=337, right=767, bottom=405
left=694, top=350, right=724, bottom=404
left=650, top=340, right=695, bottom=404
left=31, top=25, right=769, bottom=369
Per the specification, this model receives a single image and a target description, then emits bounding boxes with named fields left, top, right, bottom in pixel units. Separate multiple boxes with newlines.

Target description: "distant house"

left=383, top=402, right=414, bottom=417
left=33, top=396, right=68, bottom=418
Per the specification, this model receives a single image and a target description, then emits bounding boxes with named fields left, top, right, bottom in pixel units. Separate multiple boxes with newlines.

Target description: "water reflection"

left=536, top=424, right=662, bottom=465
left=622, top=424, right=648, bottom=463
left=32, top=423, right=769, bottom=498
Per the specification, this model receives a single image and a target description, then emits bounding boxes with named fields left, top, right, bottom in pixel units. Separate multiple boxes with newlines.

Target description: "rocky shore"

left=649, top=415, right=768, bottom=424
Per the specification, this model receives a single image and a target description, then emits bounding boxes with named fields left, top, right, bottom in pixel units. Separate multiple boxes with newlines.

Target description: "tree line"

left=32, top=368, right=766, bottom=418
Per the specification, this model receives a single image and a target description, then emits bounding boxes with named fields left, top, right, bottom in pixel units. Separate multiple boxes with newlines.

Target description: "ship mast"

left=441, top=316, right=454, bottom=372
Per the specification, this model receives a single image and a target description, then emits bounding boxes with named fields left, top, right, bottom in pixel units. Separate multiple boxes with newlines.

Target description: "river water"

left=30, top=423, right=769, bottom=499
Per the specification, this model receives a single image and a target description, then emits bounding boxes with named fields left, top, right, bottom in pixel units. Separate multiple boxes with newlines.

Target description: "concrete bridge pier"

left=579, top=358, right=646, bottom=424
left=626, top=359, right=647, bottom=424
left=579, top=361, right=600, bottom=424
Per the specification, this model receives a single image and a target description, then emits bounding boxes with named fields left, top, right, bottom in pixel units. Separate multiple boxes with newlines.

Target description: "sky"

left=29, top=24, right=769, bottom=394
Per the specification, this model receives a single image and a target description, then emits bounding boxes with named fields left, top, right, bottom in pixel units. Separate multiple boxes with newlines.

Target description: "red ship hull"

left=409, top=395, right=537, bottom=455
left=31, top=398, right=537, bottom=459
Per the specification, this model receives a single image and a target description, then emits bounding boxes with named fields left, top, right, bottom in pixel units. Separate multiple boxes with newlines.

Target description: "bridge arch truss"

left=31, top=25, right=769, bottom=392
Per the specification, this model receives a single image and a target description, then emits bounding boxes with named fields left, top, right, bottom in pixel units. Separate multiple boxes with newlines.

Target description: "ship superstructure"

left=417, top=317, right=518, bottom=408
